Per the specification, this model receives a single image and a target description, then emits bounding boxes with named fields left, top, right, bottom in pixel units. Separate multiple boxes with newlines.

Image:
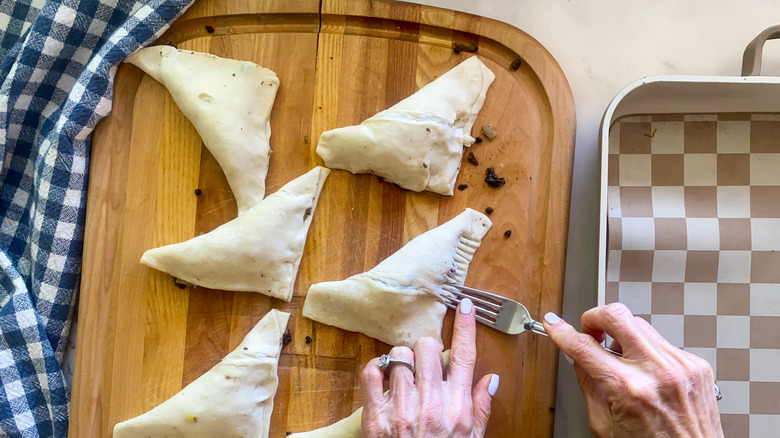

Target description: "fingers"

left=387, top=346, right=416, bottom=397
left=543, top=312, right=626, bottom=386
left=580, top=303, right=652, bottom=356
left=414, top=338, right=447, bottom=435
left=448, top=298, right=477, bottom=394
left=360, top=357, right=386, bottom=415
left=413, top=337, right=444, bottom=393
left=471, top=374, right=498, bottom=437
left=386, top=346, right=417, bottom=437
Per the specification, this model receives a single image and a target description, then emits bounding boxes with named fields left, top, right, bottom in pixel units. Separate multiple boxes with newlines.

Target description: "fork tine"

left=442, top=293, right=500, bottom=316
left=448, top=289, right=501, bottom=313
left=474, top=306, right=498, bottom=321
left=475, top=314, right=497, bottom=327
left=441, top=296, right=499, bottom=320
left=448, top=284, right=505, bottom=305
left=444, top=298, right=501, bottom=329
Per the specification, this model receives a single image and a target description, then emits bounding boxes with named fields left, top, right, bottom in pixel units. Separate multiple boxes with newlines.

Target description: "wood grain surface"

left=69, top=0, right=576, bottom=436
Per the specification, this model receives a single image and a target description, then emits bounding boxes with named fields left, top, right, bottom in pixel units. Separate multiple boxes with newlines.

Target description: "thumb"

left=471, top=373, right=499, bottom=437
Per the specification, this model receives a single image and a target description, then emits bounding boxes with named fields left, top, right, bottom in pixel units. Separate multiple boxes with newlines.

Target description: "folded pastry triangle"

left=288, top=408, right=363, bottom=438
left=125, top=46, right=279, bottom=214
left=303, top=208, right=492, bottom=347
left=141, top=167, right=330, bottom=301
left=113, top=309, right=290, bottom=438
left=316, top=56, right=495, bottom=195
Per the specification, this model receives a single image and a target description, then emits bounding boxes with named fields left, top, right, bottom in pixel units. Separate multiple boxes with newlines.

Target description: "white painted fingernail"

left=488, top=374, right=500, bottom=396
left=544, top=312, right=561, bottom=324
left=460, top=298, right=473, bottom=315
left=563, top=353, right=574, bottom=365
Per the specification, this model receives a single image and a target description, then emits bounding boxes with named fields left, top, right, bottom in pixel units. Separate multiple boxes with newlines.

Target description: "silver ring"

left=378, top=354, right=415, bottom=375
left=715, top=382, right=722, bottom=401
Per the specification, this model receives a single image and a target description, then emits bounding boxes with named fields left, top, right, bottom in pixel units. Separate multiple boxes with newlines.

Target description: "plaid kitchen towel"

left=0, top=0, right=193, bottom=436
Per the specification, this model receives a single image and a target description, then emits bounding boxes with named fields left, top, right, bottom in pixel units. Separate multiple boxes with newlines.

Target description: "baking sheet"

left=607, top=113, right=780, bottom=437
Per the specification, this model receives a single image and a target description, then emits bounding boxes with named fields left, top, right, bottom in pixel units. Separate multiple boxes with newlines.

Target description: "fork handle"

left=528, top=320, right=623, bottom=357
left=526, top=321, right=548, bottom=336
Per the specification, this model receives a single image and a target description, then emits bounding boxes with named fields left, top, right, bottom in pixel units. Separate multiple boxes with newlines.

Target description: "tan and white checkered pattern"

left=607, top=113, right=780, bottom=437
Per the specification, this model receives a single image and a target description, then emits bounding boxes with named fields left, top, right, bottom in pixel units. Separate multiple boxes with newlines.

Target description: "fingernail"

left=544, top=312, right=561, bottom=324
left=563, top=353, right=574, bottom=365
left=488, top=374, right=500, bottom=396
left=460, top=298, right=473, bottom=315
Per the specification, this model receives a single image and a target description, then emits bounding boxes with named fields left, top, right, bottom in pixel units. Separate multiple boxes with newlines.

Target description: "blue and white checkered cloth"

left=0, top=0, right=193, bottom=436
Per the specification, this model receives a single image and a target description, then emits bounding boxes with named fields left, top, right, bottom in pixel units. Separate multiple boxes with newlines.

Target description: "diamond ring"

left=378, top=354, right=415, bottom=375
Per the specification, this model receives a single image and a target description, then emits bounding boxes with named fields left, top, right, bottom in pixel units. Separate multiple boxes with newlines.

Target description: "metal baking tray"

left=596, top=25, right=780, bottom=436
left=598, top=25, right=780, bottom=302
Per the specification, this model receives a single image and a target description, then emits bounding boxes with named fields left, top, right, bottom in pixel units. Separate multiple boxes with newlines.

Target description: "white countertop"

left=412, top=1, right=780, bottom=435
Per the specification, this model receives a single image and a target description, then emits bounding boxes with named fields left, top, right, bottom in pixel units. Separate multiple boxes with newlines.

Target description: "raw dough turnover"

left=303, top=208, right=492, bottom=347
left=125, top=46, right=279, bottom=213
left=316, top=56, right=495, bottom=195
left=141, top=167, right=330, bottom=301
left=113, top=309, right=290, bottom=438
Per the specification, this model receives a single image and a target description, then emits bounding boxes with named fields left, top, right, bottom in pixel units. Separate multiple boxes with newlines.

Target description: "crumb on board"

left=174, top=277, right=193, bottom=289
left=457, top=183, right=469, bottom=191
left=467, top=152, right=479, bottom=165
left=282, top=329, right=292, bottom=346
left=510, top=58, right=522, bottom=70
left=481, top=124, right=497, bottom=140
left=205, top=25, right=215, bottom=34
left=453, top=41, right=478, bottom=53
left=474, top=136, right=483, bottom=144
left=305, top=336, right=312, bottom=344
left=194, top=188, right=202, bottom=196
left=504, top=230, right=512, bottom=238
left=643, top=128, right=658, bottom=138
left=485, top=206, right=494, bottom=215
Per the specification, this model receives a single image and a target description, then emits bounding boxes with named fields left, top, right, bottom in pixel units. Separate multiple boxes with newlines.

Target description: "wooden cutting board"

left=70, top=0, right=575, bottom=436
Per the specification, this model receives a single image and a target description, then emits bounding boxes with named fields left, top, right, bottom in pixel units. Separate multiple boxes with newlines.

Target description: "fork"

left=441, top=282, right=725, bottom=401
left=440, top=282, right=623, bottom=357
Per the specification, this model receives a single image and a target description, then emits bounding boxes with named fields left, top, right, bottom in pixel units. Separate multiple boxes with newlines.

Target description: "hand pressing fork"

left=440, top=281, right=623, bottom=357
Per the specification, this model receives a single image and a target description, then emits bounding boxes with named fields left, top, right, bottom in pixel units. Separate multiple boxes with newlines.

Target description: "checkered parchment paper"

left=607, top=113, right=780, bottom=437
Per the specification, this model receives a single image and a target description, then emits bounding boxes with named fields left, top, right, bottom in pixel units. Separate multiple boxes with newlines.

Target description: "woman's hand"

left=544, top=303, right=723, bottom=438
left=360, top=298, right=499, bottom=437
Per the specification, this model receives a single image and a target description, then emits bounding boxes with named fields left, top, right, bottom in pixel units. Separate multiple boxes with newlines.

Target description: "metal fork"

left=440, top=283, right=623, bottom=357
left=441, top=283, right=723, bottom=401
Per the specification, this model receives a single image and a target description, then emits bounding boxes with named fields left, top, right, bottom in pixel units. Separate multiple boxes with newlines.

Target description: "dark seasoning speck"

left=485, top=167, right=506, bottom=188
left=453, top=41, right=478, bottom=52
left=282, top=329, right=292, bottom=346
left=205, top=25, right=215, bottom=34
left=457, top=184, right=469, bottom=191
